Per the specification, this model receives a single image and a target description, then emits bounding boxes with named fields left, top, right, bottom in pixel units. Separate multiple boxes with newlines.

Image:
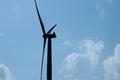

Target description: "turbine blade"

left=34, top=0, right=46, bottom=35
left=40, top=38, right=47, bottom=80
left=47, top=24, right=57, bottom=34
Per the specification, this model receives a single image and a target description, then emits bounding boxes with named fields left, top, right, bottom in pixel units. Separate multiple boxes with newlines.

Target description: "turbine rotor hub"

left=43, top=32, right=56, bottom=38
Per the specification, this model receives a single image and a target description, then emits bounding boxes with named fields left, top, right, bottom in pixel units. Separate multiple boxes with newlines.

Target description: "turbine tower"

left=34, top=0, right=57, bottom=80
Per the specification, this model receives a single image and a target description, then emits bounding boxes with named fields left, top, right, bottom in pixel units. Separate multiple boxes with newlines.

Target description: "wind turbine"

left=34, top=0, right=57, bottom=80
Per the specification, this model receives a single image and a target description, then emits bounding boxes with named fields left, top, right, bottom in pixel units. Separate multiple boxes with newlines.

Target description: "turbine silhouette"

left=34, top=0, right=57, bottom=80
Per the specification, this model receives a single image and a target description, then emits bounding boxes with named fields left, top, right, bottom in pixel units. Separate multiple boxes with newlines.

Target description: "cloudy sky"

left=0, top=0, right=120, bottom=80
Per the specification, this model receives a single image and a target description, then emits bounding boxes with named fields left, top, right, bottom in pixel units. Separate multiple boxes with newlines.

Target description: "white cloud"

left=79, top=39, right=104, bottom=67
left=103, top=44, right=120, bottom=80
left=0, top=64, right=15, bottom=80
left=58, top=52, right=80, bottom=73
left=59, top=39, right=104, bottom=79
left=63, top=40, right=72, bottom=47
left=60, top=39, right=104, bottom=70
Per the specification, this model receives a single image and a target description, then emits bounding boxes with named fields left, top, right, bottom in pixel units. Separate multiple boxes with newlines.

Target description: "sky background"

left=0, top=0, right=120, bottom=80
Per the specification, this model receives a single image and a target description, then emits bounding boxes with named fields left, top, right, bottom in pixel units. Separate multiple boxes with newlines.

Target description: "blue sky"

left=0, top=0, right=120, bottom=80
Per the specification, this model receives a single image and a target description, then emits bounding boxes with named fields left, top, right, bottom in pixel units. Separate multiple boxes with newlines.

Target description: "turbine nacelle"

left=43, top=24, right=57, bottom=38
left=43, top=32, right=56, bottom=38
